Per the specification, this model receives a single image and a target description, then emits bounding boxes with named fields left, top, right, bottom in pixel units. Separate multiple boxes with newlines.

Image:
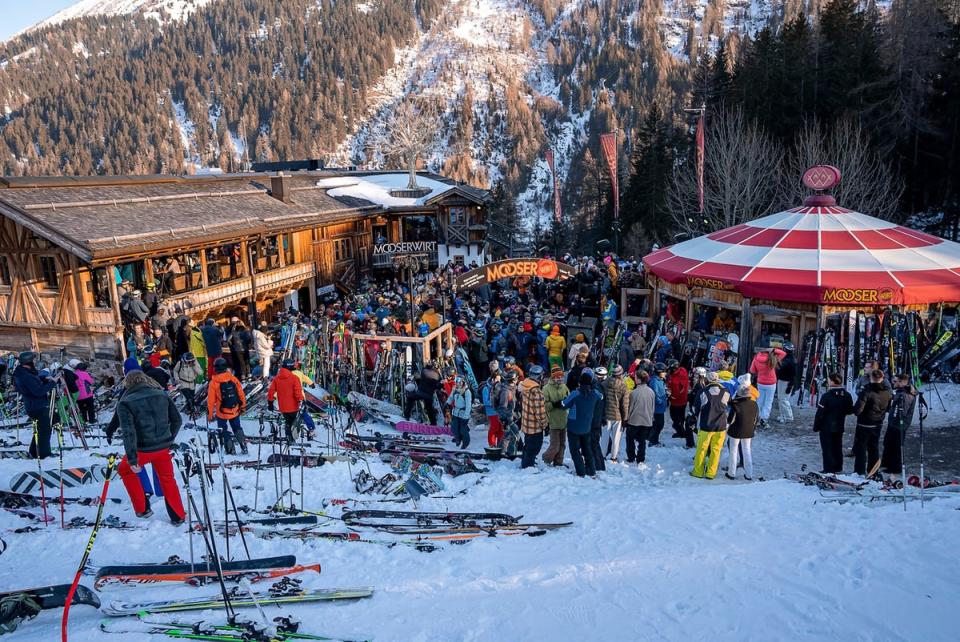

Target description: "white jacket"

left=253, top=329, right=274, bottom=356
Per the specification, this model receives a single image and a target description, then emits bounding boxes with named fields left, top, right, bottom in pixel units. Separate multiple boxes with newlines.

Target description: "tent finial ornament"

left=802, top=165, right=841, bottom=206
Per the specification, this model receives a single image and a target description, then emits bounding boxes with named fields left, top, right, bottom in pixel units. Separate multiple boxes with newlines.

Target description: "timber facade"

left=0, top=170, right=490, bottom=359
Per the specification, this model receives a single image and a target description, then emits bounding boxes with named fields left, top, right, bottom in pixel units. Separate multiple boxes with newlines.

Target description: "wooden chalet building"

left=0, top=169, right=490, bottom=360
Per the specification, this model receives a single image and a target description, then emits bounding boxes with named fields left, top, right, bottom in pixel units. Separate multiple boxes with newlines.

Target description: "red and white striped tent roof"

left=643, top=203, right=960, bottom=306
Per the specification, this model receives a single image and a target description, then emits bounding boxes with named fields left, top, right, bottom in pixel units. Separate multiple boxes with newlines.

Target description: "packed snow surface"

left=1, top=388, right=958, bottom=641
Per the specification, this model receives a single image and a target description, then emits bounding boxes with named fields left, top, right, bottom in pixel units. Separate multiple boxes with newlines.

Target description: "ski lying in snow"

left=785, top=472, right=867, bottom=491
left=102, top=587, right=373, bottom=616
left=100, top=617, right=363, bottom=641
left=380, top=522, right=573, bottom=535
left=266, top=453, right=353, bottom=467
left=341, top=509, right=520, bottom=527
left=0, top=489, right=122, bottom=507
left=394, top=421, right=452, bottom=436
left=0, top=583, right=100, bottom=610
left=94, top=563, right=321, bottom=589
left=93, top=555, right=306, bottom=588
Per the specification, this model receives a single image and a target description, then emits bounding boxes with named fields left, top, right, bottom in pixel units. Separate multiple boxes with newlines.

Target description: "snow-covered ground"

left=2, top=392, right=958, bottom=641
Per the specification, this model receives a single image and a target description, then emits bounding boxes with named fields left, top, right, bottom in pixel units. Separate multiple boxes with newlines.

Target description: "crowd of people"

left=5, top=254, right=925, bottom=524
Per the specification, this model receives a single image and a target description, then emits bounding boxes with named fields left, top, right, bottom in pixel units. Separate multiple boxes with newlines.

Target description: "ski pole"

left=57, top=423, right=65, bottom=528
left=254, top=412, right=264, bottom=512
left=32, top=421, right=49, bottom=526
left=918, top=392, right=927, bottom=508
left=61, top=453, right=116, bottom=642
left=189, top=440, right=235, bottom=622
left=216, top=441, right=251, bottom=560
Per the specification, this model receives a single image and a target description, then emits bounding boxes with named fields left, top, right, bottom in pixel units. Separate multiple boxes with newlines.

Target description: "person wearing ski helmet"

left=561, top=369, right=603, bottom=477
left=13, top=351, right=57, bottom=459
left=497, top=369, right=521, bottom=456
left=519, top=365, right=548, bottom=468
left=207, top=357, right=248, bottom=454
left=268, top=358, right=305, bottom=441
left=447, top=376, right=472, bottom=449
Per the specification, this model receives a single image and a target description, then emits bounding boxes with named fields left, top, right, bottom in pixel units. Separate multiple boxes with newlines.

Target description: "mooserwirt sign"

left=454, top=258, right=578, bottom=291
left=372, top=241, right=438, bottom=257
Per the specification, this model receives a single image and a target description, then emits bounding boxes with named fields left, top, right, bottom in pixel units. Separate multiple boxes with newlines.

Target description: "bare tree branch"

left=784, top=118, right=904, bottom=219
left=374, top=100, right=439, bottom=189
left=668, top=108, right=783, bottom=236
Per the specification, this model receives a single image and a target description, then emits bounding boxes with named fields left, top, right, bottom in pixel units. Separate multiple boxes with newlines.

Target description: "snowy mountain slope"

left=329, top=0, right=546, bottom=189
left=26, top=0, right=214, bottom=35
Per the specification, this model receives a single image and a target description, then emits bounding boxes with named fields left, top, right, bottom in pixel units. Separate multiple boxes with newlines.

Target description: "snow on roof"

left=316, top=173, right=455, bottom=207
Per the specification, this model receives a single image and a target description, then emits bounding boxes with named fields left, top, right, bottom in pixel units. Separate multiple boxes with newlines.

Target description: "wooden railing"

left=166, top=262, right=315, bottom=314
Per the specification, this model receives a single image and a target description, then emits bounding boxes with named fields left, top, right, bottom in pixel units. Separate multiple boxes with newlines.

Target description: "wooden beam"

left=106, top=266, right=127, bottom=360
left=69, top=255, right=87, bottom=328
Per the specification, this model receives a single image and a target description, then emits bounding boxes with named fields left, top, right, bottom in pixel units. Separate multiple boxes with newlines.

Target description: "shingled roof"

left=0, top=173, right=379, bottom=262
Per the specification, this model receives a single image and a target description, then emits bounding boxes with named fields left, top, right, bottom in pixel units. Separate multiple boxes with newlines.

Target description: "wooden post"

left=737, top=297, right=752, bottom=375
left=199, top=250, right=209, bottom=289
left=307, top=276, right=317, bottom=313
left=106, top=265, right=127, bottom=360
left=247, top=238, right=260, bottom=328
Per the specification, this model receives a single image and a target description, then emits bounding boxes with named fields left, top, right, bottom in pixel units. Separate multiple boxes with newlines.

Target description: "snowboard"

left=395, top=421, right=452, bottom=436
left=9, top=464, right=106, bottom=493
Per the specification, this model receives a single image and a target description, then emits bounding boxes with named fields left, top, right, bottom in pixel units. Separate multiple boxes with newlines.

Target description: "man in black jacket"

left=813, top=372, right=854, bottom=473
left=116, top=370, right=185, bottom=523
left=881, top=373, right=918, bottom=475
left=13, top=352, right=56, bottom=459
left=852, top=369, right=893, bottom=476
left=404, top=361, right=440, bottom=425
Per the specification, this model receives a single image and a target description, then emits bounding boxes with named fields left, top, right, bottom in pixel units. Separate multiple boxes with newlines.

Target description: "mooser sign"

left=821, top=287, right=896, bottom=305
left=454, top=258, right=578, bottom=291
left=373, top=241, right=437, bottom=256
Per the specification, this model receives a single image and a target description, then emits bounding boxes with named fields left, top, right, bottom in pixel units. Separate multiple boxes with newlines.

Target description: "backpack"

left=219, top=379, right=241, bottom=410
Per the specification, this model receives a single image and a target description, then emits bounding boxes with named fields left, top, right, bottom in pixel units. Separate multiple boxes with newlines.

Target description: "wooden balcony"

left=166, top=261, right=315, bottom=314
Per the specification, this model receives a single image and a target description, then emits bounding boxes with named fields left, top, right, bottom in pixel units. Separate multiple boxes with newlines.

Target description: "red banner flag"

left=599, top=132, right=619, bottom=225
left=696, top=112, right=705, bottom=214
left=545, top=148, right=562, bottom=224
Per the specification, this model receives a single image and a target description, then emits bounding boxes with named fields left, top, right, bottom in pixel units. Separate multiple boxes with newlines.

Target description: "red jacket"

left=267, top=368, right=304, bottom=414
left=667, top=367, right=689, bottom=407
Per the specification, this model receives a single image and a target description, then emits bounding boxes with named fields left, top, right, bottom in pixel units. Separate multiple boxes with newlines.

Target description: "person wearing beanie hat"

left=737, top=373, right=760, bottom=402
left=541, top=364, right=570, bottom=466
left=726, top=382, right=759, bottom=480
left=123, top=355, right=143, bottom=376
left=692, top=370, right=731, bottom=479
left=544, top=324, right=566, bottom=371
left=567, top=333, right=589, bottom=368
left=207, top=358, right=248, bottom=454
left=602, top=363, right=629, bottom=463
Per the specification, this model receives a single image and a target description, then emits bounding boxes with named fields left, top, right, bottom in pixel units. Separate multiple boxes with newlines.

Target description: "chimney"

left=270, top=172, right=291, bottom=203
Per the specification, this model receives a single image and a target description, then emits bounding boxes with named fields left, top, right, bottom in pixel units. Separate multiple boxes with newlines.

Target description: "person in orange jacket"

left=267, top=358, right=305, bottom=440
left=207, top=357, right=248, bottom=454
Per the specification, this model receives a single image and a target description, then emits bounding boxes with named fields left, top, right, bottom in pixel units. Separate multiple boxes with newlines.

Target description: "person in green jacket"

left=541, top=364, right=570, bottom=466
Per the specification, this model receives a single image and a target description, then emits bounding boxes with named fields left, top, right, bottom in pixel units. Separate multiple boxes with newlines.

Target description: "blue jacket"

left=650, top=376, right=668, bottom=414
left=481, top=380, right=498, bottom=416
left=201, top=324, right=223, bottom=357
left=13, top=365, right=56, bottom=414
left=562, top=387, right=603, bottom=435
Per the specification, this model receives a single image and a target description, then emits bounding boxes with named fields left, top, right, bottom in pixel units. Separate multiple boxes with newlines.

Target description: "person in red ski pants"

left=116, top=370, right=186, bottom=523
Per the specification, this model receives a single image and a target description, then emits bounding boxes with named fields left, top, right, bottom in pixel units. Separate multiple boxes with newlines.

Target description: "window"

left=0, top=256, right=10, bottom=286
left=282, top=234, right=294, bottom=266
left=334, top=238, right=353, bottom=262
left=38, top=256, right=58, bottom=289
left=449, top=207, right=466, bottom=226
left=91, top=267, right=111, bottom=308
left=453, top=254, right=465, bottom=267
